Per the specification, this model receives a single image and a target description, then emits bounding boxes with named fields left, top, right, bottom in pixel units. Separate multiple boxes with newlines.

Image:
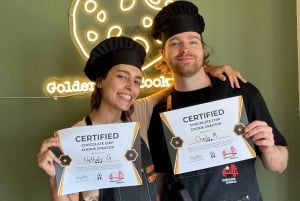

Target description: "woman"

left=37, top=36, right=246, bottom=201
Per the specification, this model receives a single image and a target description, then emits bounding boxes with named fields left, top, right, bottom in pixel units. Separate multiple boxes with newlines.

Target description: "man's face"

left=162, top=32, right=205, bottom=77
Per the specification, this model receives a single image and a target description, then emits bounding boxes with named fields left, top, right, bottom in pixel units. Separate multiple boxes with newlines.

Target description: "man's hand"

left=244, top=120, right=288, bottom=173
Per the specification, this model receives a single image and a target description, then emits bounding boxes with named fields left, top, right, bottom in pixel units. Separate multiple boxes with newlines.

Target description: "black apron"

left=83, top=116, right=158, bottom=201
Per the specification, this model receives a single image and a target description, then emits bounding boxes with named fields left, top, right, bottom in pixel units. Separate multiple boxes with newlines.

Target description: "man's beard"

left=172, top=62, right=202, bottom=77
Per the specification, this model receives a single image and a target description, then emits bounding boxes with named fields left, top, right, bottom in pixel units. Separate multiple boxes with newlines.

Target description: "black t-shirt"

left=147, top=78, right=287, bottom=201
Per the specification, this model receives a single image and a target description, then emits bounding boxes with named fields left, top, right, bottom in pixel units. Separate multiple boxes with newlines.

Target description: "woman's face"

left=99, top=64, right=142, bottom=112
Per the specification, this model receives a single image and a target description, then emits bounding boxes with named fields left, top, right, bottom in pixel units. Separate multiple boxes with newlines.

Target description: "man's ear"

left=161, top=49, right=166, bottom=63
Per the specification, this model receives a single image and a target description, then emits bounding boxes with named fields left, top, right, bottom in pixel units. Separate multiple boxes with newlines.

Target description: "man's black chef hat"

left=84, top=36, right=146, bottom=81
left=151, top=1, right=205, bottom=46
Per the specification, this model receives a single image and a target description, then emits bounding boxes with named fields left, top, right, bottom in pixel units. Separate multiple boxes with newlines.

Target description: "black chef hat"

left=84, top=36, right=146, bottom=81
left=151, top=1, right=205, bottom=46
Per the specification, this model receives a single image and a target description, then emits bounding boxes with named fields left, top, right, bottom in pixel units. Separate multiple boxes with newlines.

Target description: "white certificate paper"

left=53, top=122, right=142, bottom=196
left=160, top=96, right=256, bottom=175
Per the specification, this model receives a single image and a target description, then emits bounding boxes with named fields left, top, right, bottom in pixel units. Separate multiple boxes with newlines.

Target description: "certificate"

left=160, top=95, right=256, bottom=175
left=53, top=122, right=142, bottom=196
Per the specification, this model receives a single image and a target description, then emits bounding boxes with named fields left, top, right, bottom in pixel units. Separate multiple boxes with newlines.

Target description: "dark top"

left=83, top=116, right=158, bottom=201
left=147, top=78, right=287, bottom=201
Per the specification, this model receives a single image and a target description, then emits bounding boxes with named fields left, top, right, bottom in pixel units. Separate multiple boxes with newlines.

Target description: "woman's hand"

left=204, top=65, right=247, bottom=88
left=37, top=137, right=60, bottom=177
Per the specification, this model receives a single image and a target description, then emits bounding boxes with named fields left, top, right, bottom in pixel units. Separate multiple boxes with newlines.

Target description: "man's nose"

left=181, top=43, right=190, bottom=53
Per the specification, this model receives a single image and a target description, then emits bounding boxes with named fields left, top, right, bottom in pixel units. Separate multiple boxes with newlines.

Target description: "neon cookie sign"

left=69, top=0, right=174, bottom=71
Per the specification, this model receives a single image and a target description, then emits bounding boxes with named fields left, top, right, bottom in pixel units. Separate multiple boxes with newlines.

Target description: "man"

left=147, top=1, right=288, bottom=201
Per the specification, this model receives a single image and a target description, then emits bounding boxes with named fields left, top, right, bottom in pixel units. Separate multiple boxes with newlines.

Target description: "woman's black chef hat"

left=84, top=36, right=146, bottom=81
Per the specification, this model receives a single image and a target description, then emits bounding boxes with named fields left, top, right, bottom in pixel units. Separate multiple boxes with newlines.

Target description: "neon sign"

left=44, top=0, right=180, bottom=98
left=44, top=76, right=173, bottom=97
left=69, top=0, right=174, bottom=70
left=46, top=80, right=95, bottom=95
